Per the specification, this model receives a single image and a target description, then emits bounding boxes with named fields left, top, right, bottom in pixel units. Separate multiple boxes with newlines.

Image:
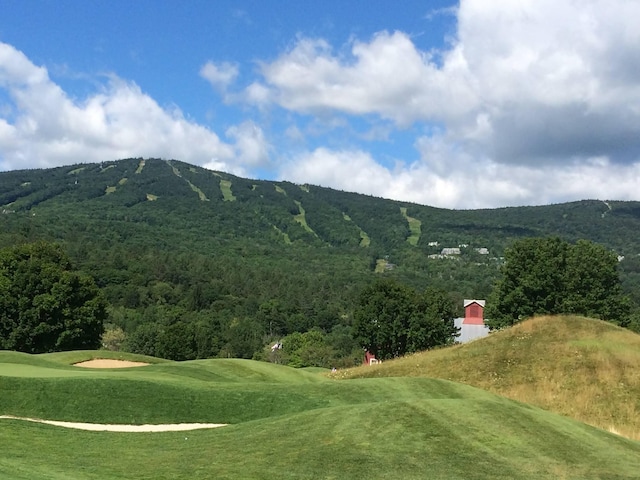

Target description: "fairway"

left=1, top=351, right=639, bottom=479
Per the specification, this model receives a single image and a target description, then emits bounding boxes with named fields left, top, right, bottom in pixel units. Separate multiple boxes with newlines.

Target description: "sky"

left=1, top=0, right=640, bottom=209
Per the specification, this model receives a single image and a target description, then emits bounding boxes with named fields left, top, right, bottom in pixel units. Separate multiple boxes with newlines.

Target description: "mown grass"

left=400, top=207, right=421, bottom=246
left=39, top=350, right=170, bottom=366
left=2, top=397, right=639, bottom=480
left=342, top=212, right=370, bottom=247
left=293, top=200, right=317, bottom=236
left=334, top=315, right=640, bottom=440
left=219, top=179, right=236, bottom=201
left=1, top=351, right=640, bottom=478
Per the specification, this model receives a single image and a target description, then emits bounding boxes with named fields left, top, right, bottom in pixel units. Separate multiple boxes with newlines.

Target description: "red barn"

left=363, top=351, right=381, bottom=365
left=463, top=299, right=486, bottom=325
left=454, top=299, right=489, bottom=343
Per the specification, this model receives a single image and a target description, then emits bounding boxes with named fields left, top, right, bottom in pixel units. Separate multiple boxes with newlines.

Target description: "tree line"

left=1, top=236, right=633, bottom=366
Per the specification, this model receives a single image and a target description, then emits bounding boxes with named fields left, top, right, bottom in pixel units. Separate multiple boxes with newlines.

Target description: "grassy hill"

left=1, top=350, right=639, bottom=479
left=335, top=315, right=640, bottom=441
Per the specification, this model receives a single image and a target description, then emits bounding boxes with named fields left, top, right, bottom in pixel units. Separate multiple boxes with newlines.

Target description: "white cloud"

left=4, top=1, right=640, bottom=210
left=282, top=148, right=392, bottom=195
left=200, top=61, right=239, bottom=93
left=455, top=0, right=640, bottom=164
left=279, top=141, right=640, bottom=210
left=225, top=120, right=271, bottom=167
left=0, top=42, right=241, bottom=172
left=252, top=33, right=475, bottom=126
left=250, top=0, right=640, bottom=168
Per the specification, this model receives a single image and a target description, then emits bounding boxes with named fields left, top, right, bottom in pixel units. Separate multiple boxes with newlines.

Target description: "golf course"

left=2, top=317, right=640, bottom=479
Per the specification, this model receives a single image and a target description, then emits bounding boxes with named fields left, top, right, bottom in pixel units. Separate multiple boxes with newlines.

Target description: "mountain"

left=1, top=158, right=639, bottom=359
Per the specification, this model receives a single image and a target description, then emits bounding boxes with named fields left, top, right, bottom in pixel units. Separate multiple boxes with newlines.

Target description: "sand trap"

left=73, top=359, right=150, bottom=368
left=0, top=415, right=227, bottom=432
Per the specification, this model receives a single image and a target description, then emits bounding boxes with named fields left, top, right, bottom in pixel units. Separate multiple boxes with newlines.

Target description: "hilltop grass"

left=293, top=200, right=317, bottom=236
left=334, top=315, right=640, bottom=440
left=400, top=207, right=421, bottom=246
left=342, top=212, right=370, bottom=247
left=134, top=158, right=145, bottom=173
left=1, top=354, right=639, bottom=479
left=219, top=179, right=236, bottom=201
left=39, top=350, right=170, bottom=366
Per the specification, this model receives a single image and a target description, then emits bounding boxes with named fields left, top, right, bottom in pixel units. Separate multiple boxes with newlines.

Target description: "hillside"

left=1, top=351, right=639, bottom=479
left=2, top=158, right=640, bottom=361
left=335, top=315, right=640, bottom=440
left=4, top=158, right=640, bottom=255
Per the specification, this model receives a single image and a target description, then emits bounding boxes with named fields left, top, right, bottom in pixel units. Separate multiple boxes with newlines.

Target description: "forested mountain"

left=2, top=158, right=640, bottom=361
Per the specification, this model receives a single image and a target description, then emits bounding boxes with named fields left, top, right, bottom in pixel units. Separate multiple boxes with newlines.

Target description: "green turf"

left=335, top=316, right=640, bottom=440
left=1, top=352, right=639, bottom=479
left=293, top=200, right=317, bottom=236
left=400, top=207, right=421, bottom=246
left=219, top=179, right=236, bottom=201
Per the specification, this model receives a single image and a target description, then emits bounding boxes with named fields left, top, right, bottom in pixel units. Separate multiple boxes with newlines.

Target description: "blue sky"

left=1, top=0, right=640, bottom=209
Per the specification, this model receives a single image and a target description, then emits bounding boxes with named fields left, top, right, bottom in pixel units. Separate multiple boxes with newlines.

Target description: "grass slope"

left=1, top=352, right=640, bottom=479
left=335, top=315, right=640, bottom=440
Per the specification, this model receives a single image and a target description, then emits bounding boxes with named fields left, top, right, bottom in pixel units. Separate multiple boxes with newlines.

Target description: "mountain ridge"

left=2, top=158, right=640, bottom=361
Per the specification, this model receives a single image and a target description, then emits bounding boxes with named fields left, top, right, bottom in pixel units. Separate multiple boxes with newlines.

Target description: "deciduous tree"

left=0, top=242, right=107, bottom=353
left=486, top=237, right=630, bottom=329
left=352, top=280, right=457, bottom=360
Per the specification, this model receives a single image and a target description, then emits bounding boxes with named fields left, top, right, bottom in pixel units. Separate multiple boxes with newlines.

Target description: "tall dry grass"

left=334, top=315, right=640, bottom=441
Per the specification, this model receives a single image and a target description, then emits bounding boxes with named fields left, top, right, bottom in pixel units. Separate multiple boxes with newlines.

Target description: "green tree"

left=155, top=322, right=197, bottom=361
left=125, top=322, right=160, bottom=356
left=101, top=325, right=126, bottom=351
left=0, top=242, right=107, bottom=353
left=486, top=237, right=630, bottom=329
left=280, top=329, right=336, bottom=368
left=352, top=280, right=457, bottom=360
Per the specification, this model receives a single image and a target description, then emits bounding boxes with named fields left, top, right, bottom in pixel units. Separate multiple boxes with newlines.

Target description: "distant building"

left=441, top=247, right=461, bottom=256
left=454, top=299, right=490, bottom=343
left=475, top=248, right=489, bottom=255
left=363, top=351, right=381, bottom=365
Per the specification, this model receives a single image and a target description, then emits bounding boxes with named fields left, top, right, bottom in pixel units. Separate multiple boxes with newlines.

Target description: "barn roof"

left=463, top=299, right=486, bottom=308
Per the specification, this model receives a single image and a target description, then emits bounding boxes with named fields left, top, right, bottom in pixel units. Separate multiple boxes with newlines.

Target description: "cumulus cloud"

left=249, top=0, right=640, bottom=169
left=200, top=60, right=239, bottom=94
left=225, top=120, right=271, bottom=167
left=236, top=0, right=640, bottom=208
left=4, top=0, right=640, bottom=210
left=251, top=33, right=475, bottom=126
left=456, top=0, right=640, bottom=164
left=0, top=42, right=237, bottom=171
left=281, top=143, right=640, bottom=210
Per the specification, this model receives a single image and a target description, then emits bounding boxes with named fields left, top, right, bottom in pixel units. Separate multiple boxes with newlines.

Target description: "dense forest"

left=2, top=158, right=640, bottom=364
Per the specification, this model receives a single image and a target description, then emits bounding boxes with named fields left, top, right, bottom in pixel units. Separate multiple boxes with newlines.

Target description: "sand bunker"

left=73, top=359, right=150, bottom=368
left=0, top=415, right=227, bottom=432
left=3, top=358, right=227, bottom=431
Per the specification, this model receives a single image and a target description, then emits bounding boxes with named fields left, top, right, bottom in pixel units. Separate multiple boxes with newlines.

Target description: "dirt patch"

left=0, top=415, right=227, bottom=432
left=73, top=359, right=151, bottom=368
